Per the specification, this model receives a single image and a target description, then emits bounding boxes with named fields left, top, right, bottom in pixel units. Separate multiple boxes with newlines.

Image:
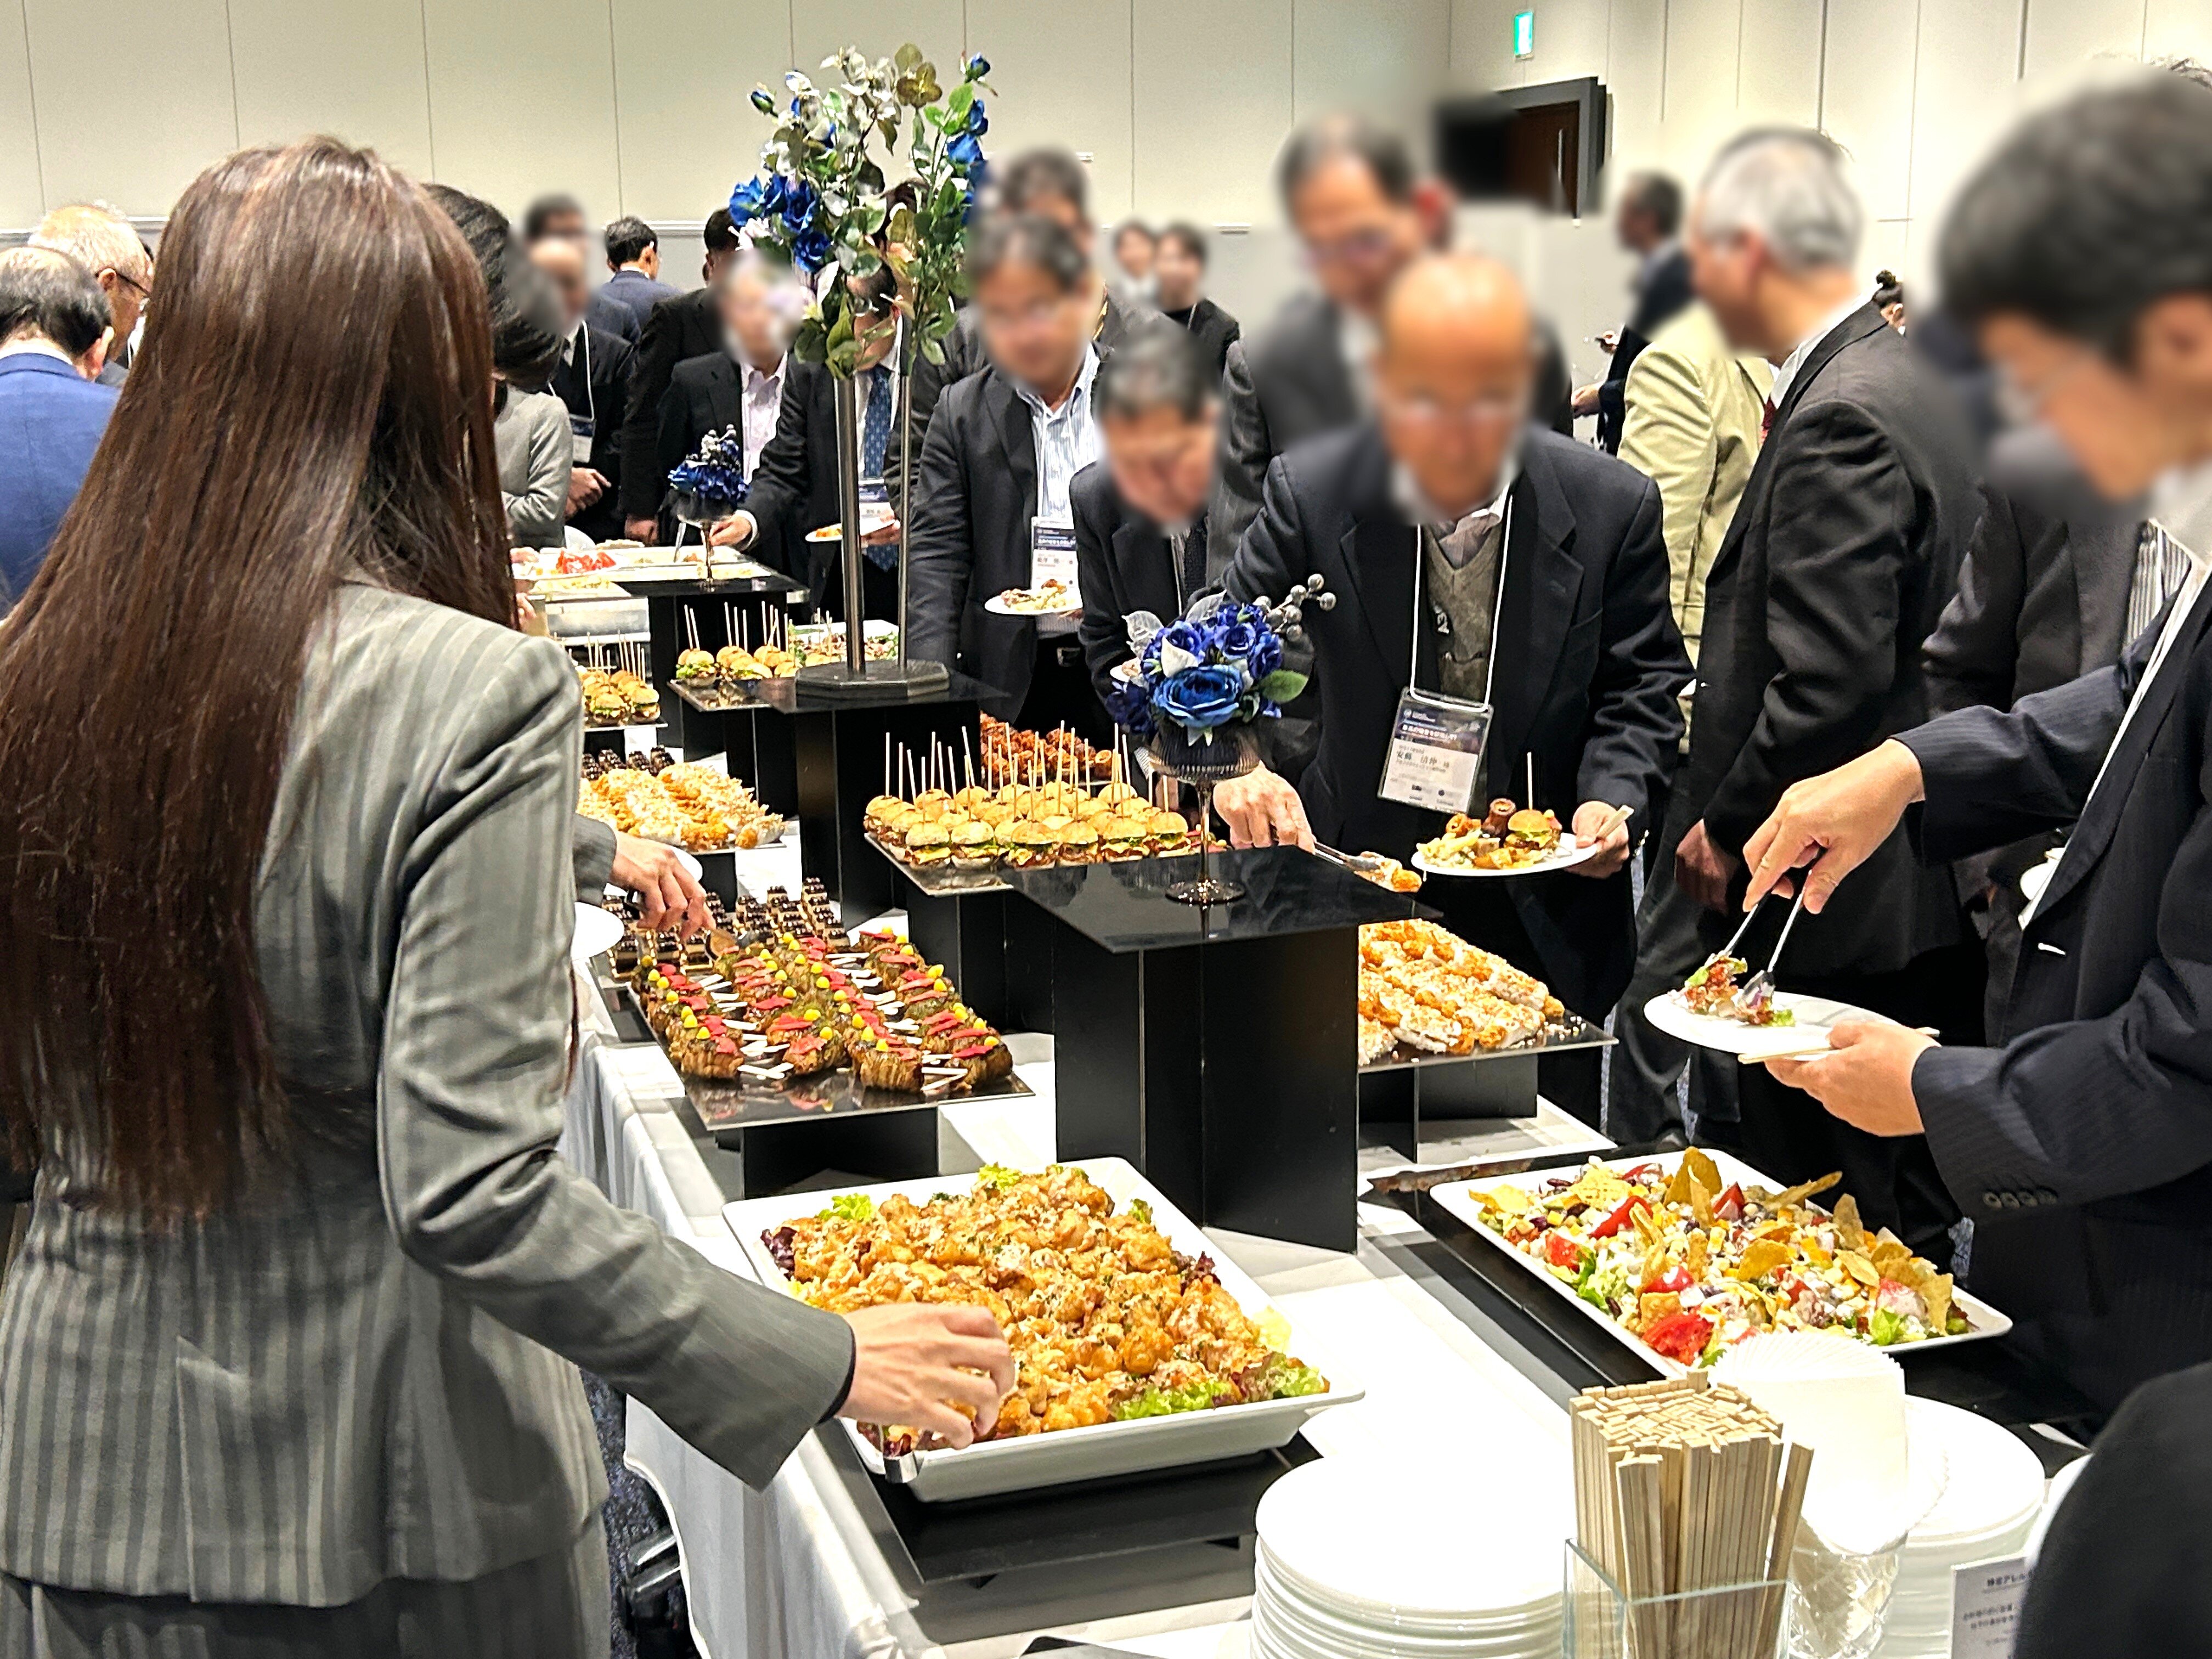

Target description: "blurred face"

left=1290, top=155, right=1424, bottom=317
left=976, top=257, right=1091, bottom=393
left=1015, top=191, right=1093, bottom=261
left=703, top=244, right=735, bottom=285
left=1102, top=403, right=1217, bottom=528
left=720, top=272, right=788, bottom=370
left=1115, top=228, right=1154, bottom=280
left=1687, top=208, right=1771, bottom=357
left=1983, top=299, right=2212, bottom=500
left=537, top=207, right=588, bottom=245
left=1613, top=199, right=1659, bottom=255
left=100, top=270, right=146, bottom=348
left=1153, top=236, right=1204, bottom=311
left=1376, top=265, right=1534, bottom=518
left=529, top=238, right=589, bottom=330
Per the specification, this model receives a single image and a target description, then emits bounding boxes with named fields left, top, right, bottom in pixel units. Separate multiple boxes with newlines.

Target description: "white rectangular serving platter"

left=724, top=1156, right=1361, bottom=1502
left=1427, top=1147, right=2012, bottom=1378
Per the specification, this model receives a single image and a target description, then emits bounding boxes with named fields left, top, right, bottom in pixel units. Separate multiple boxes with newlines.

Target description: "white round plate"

left=2019, top=849, right=2059, bottom=903
left=1640, top=989, right=1886, bottom=1056
left=804, top=511, right=897, bottom=543
left=572, top=902, right=624, bottom=963
left=983, top=594, right=1081, bottom=618
left=1412, top=833, right=1598, bottom=878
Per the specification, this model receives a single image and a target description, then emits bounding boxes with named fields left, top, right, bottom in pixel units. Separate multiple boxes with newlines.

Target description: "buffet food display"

left=1357, top=918, right=1571, bottom=1063
left=670, top=616, right=900, bottom=704
left=1438, top=1151, right=1996, bottom=1374
left=865, top=776, right=1195, bottom=872
left=978, top=714, right=1118, bottom=786
left=577, top=663, right=661, bottom=728
left=761, top=1163, right=1329, bottom=1453
left=622, top=883, right=1012, bottom=1096
left=579, top=753, right=783, bottom=852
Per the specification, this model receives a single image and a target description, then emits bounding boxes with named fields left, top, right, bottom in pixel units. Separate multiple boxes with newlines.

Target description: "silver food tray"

left=1427, top=1147, right=2012, bottom=1377
left=724, top=1156, right=1361, bottom=1501
left=1359, top=1012, right=1615, bottom=1071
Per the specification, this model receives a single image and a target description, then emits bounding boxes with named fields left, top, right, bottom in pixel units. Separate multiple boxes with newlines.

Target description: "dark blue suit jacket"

left=0, top=353, right=117, bottom=603
left=1900, top=569, right=2212, bottom=1413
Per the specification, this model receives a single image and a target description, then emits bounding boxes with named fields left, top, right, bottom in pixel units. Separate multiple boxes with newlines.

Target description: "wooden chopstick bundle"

left=1569, top=1376, right=1812, bottom=1658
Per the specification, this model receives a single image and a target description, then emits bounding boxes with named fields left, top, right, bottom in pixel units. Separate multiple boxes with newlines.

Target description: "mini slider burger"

left=1504, top=809, right=1560, bottom=857
left=950, top=819, right=997, bottom=871
left=864, top=793, right=904, bottom=836
left=1101, top=815, right=1149, bottom=862
left=1001, top=820, right=1056, bottom=869
left=902, top=821, right=952, bottom=867
left=1148, top=810, right=1194, bottom=856
left=1058, top=821, right=1103, bottom=865
left=674, top=647, right=715, bottom=681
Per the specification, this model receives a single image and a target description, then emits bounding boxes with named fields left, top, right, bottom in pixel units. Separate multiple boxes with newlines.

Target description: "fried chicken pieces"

left=1357, top=917, right=1570, bottom=1062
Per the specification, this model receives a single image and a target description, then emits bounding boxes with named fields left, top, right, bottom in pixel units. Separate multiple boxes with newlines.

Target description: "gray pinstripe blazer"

left=0, top=584, right=853, bottom=1605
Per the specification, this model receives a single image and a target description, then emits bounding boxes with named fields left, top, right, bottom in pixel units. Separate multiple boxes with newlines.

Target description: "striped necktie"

left=2125, top=521, right=2191, bottom=645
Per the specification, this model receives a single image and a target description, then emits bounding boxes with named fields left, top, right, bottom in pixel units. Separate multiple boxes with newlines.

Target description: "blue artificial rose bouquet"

left=667, top=425, right=748, bottom=509
left=1108, top=582, right=1329, bottom=748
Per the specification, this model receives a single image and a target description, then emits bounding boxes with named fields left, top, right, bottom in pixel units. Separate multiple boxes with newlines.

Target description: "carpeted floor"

left=584, top=1369, right=699, bottom=1659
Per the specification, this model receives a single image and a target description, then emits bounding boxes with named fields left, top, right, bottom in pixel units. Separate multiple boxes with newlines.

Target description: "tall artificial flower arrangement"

left=726, top=45, right=991, bottom=377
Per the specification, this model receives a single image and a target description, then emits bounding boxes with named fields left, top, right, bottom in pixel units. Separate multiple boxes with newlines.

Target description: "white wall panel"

left=1294, top=0, right=1449, bottom=143
left=421, top=0, right=621, bottom=216
left=0, top=0, right=46, bottom=225
left=2143, top=0, right=2212, bottom=62
left=1451, top=0, right=1525, bottom=92
left=23, top=0, right=235, bottom=213
left=1735, top=0, right=1822, bottom=129
left=611, top=0, right=788, bottom=223
left=1905, top=0, right=2022, bottom=280
left=967, top=0, right=1134, bottom=225
left=1605, top=0, right=1668, bottom=182
left=1658, top=0, right=1742, bottom=176
left=1522, top=0, right=1613, bottom=82
left=228, top=0, right=435, bottom=179
left=2021, top=0, right=2145, bottom=82
left=1132, top=0, right=1289, bottom=223
left=1819, top=0, right=1918, bottom=221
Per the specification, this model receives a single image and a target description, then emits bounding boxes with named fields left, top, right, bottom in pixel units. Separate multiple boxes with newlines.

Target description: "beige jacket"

left=1617, top=303, right=1771, bottom=745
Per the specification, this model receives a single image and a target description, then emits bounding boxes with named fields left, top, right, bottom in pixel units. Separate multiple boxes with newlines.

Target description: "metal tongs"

left=1312, top=842, right=1386, bottom=875
left=1699, top=877, right=1808, bottom=1015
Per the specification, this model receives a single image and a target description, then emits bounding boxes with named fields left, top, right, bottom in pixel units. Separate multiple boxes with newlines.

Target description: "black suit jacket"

left=1222, top=422, right=1690, bottom=1017
left=1212, top=292, right=1360, bottom=556
left=549, top=322, right=636, bottom=543
left=1680, top=303, right=1978, bottom=977
left=907, top=362, right=1092, bottom=718
left=1596, top=246, right=1694, bottom=453
left=654, top=350, right=742, bottom=537
left=1163, top=297, right=1241, bottom=381
left=738, top=361, right=895, bottom=620
left=1898, top=569, right=2212, bottom=1412
left=1070, top=460, right=1201, bottom=706
left=619, top=288, right=723, bottom=521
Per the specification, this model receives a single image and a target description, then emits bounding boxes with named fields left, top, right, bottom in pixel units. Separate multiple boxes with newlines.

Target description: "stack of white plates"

left=1252, top=1458, right=1566, bottom=1658
left=1873, top=1399, right=2047, bottom=1658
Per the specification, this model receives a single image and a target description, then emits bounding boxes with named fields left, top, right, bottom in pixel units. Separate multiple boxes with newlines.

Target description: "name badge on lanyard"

left=1376, top=506, right=1512, bottom=816
left=568, top=413, right=596, bottom=465
left=1031, top=518, right=1079, bottom=588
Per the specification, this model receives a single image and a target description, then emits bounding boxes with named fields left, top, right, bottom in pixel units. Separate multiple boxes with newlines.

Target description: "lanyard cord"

left=1408, top=492, right=1514, bottom=708
left=577, top=326, right=595, bottom=427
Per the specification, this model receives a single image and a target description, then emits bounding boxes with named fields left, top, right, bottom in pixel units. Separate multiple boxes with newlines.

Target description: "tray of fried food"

left=729, top=1159, right=1358, bottom=1500
left=1355, top=917, right=1573, bottom=1062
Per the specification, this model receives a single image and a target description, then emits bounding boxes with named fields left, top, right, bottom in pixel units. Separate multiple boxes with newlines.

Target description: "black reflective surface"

left=999, top=845, right=1433, bottom=954
left=746, top=666, right=1001, bottom=717
left=685, top=1062, right=1031, bottom=1132
left=609, top=564, right=808, bottom=599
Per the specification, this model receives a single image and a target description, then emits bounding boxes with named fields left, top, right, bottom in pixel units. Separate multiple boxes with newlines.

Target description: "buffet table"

left=565, top=836, right=2089, bottom=1659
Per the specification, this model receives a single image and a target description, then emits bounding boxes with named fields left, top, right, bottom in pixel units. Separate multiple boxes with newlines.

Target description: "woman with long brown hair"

left=0, top=138, right=1009, bottom=1655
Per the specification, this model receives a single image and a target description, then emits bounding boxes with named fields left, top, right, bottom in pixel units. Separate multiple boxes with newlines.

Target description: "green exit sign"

left=1513, top=8, right=1534, bottom=58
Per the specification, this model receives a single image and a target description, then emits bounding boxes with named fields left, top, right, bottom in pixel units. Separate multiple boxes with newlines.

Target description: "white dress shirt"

left=740, top=354, right=787, bottom=480
left=1013, top=343, right=1102, bottom=523
left=1764, top=295, right=1870, bottom=413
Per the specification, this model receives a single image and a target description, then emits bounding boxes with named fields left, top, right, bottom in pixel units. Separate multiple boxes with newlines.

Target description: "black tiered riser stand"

left=640, top=586, right=805, bottom=754
left=795, top=697, right=984, bottom=927
left=900, top=884, right=1012, bottom=1030
left=1358, top=1056, right=1541, bottom=1163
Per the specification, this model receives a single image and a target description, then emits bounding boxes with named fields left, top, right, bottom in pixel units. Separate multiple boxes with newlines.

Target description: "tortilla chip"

left=1683, top=1148, right=1725, bottom=1195
left=1686, top=1231, right=1709, bottom=1278
left=1566, top=1165, right=1630, bottom=1211
left=1870, top=1229, right=1915, bottom=1277
left=1476, top=1182, right=1531, bottom=1214
left=1839, top=1250, right=1880, bottom=1289
left=1688, top=1177, right=1716, bottom=1228
left=1771, top=1171, right=1844, bottom=1209
left=1640, top=1291, right=1682, bottom=1327
left=1631, top=1200, right=1667, bottom=1248
left=1731, top=1239, right=1795, bottom=1282
left=1641, top=1244, right=1672, bottom=1290
left=1663, top=1161, right=1696, bottom=1207
left=1831, top=1192, right=1867, bottom=1252
left=1922, top=1272, right=1955, bottom=1334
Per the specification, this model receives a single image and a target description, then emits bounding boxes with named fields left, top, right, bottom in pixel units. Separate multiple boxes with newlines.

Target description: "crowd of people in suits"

left=2, top=54, right=2212, bottom=1658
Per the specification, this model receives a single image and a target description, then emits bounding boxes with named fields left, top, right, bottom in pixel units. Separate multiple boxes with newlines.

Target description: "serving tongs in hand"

left=1312, top=842, right=1386, bottom=875
left=1734, top=882, right=1808, bottom=1015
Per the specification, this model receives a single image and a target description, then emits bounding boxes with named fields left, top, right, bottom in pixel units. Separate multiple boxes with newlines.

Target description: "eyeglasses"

left=1379, top=388, right=1526, bottom=427
left=1305, top=228, right=1400, bottom=269
left=978, top=295, right=1080, bottom=335
left=105, top=268, right=151, bottom=300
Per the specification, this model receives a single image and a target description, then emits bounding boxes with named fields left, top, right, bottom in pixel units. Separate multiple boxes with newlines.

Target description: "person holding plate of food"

left=1215, top=252, right=1689, bottom=1121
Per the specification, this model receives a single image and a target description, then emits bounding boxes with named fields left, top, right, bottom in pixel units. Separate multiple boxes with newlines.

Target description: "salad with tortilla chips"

left=1463, top=1152, right=1968, bottom=1368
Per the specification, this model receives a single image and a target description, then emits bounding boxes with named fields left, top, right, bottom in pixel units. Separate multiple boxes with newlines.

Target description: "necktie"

left=860, top=366, right=893, bottom=479
left=1438, top=510, right=1502, bottom=571
left=2125, top=521, right=2190, bottom=644
left=1171, top=521, right=1209, bottom=603
left=1760, top=397, right=1776, bottom=441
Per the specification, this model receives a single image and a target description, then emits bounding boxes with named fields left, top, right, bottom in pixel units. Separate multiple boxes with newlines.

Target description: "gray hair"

left=29, top=202, right=151, bottom=290
left=1695, top=128, right=1863, bottom=272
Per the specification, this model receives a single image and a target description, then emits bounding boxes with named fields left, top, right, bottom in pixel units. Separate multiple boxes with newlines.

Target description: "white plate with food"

left=1411, top=799, right=1602, bottom=877
left=1413, top=836, right=1599, bottom=878
left=804, top=507, right=899, bottom=543
left=724, top=1158, right=1359, bottom=1502
left=1643, top=978, right=1887, bottom=1059
left=1429, top=1148, right=2010, bottom=1378
left=985, top=581, right=1080, bottom=617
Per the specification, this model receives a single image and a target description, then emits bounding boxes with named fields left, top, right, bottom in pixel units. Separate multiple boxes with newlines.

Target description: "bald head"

left=1376, top=255, right=1536, bottom=518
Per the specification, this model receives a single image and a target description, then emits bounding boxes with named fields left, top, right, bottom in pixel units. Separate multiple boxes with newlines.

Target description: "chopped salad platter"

left=1429, top=1149, right=2008, bottom=1377
left=726, top=1159, right=1359, bottom=1500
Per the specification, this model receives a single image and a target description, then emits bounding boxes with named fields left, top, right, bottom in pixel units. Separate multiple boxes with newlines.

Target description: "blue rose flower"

left=1104, top=675, right=1155, bottom=737
left=757, top=173, right=789, bottom=218
left=780, top=179, right=819, bottom=235
left=966, top=53, right=991, bottom=79
left=728, top=177, right=765, bottom=224
left=948, top=129, right=985, bottom=171
left=750, top=87, right=776, bottom=116
left=791, top=226, right=834, bottom=272
left=1154, top=664, right=1245, bottom=732
left=966, top=98, right=988, bottom=136
left=1217, top=616, right=1259, bottom=660
left=1248, top=628, right=1284, bottom=679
